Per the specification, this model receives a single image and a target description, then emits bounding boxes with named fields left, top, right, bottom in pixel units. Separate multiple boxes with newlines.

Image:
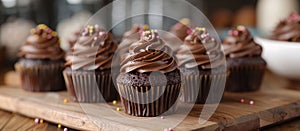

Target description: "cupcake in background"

left=223, top=25, right=266, bottom=92
left=117, top=30, right=181, bottom=117
left=176, top=27, right=226, bottom=104
left=63, top=25, right=119, bottom=102
left=15, top=24, right=66, bottom=92
left=163, top=18, right=192, bottom=52
left=116, top=25, right=143, bottom=62
left=57, top=11, right=92, bottom=51
left=0, top=18, right=35, bottom=62
left=270, top=12, right=300, bottom=42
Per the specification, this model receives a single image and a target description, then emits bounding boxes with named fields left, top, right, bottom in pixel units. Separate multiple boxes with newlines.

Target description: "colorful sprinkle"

left=58, top=124, right=62, bottom=128
left=187, top=29, right=193, bottom=35
left=196, top=27, right=206, bottom=32
left=42, top=33, right=47, bottom=38
left=51, top=32, right=57, bottom=37
left=99, top=31, right=105, bottom=36
left=38, top=24, right=48, bottom=29
left=116, top=107, right=121, bottom=111
left=160, top=116, right=165, bottom=119
left=289, top=12, right=299, bottom=20
left=180, top=18, right=190, bottom=25
left=94, top=37, right=98, bottom=41
left=232, top=30, right=239, bottom=36
left=47, top=35, right=52, bottom=39
left=144, top=24, right=149, bottom=30
left=240, top=99, right=245, bottom=103
left=64, top=128, right=68, bottom=131
left=34, top=118, right=39, bottom=124
left=94, top=24, right=99, bottom=28
left=112, top=100, right=117, bottom=105
left=63, top=98, right=69, bottom=103
left=39, top=119, right=44, bottom=123
left=249, top=100, right=254, bottom=105
left=237, top=25, right=246, bottom=31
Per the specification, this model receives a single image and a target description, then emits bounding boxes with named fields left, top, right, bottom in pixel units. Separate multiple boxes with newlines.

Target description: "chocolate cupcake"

left=63, top=25, right=119, bottom=102
left=223, top=25, right=266, bottom=92
left=163, top=18, right=191, bottom=51
left=14, top=24, right=66, bottom=92
left=117, top=30, right=181, bottom=117
left=270, top=12, right=300, bottom=42
left=115, top=25, right=142, bottom=63
left=176, top=27, right=226, bottom=104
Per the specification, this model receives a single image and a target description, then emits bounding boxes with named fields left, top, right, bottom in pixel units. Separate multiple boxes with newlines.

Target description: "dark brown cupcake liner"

left=63, top=69, right=119, bottom=103
left=117, top=83, right=181, bottom=117
left=15, top=62, right=65, bottom=92
left=225, top=64, right=266, bottom=92
left=181, top=73, right=227, bottom=104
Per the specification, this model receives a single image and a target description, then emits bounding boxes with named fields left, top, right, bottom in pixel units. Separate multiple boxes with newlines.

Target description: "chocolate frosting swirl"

left=270, top=13, right=300, bottom=42
left=176, top=27, right=225, bottom=69
left=120, top=30, right=177, bottom=73
left=223, top=25, right=262, bottom=58
left=65, top=25, right=118, bottom=71
left=18, top=24, right=65, bottom=60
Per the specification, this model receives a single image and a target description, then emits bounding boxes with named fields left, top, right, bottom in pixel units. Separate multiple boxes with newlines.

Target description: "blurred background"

left=0, top=0, right=299, bottom=84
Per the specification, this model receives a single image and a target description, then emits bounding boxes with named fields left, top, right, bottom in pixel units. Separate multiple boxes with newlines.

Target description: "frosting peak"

left=270, top=12, right=300, bottom=42
left=18, top=24, right=65, bottom=60
left=223, top=25, right=262, bottom=58
left=65, top=25, right=118, bottom=71
left=120, top=30, right=177, bottom=73
left=176, top=27, right=225, bottom=69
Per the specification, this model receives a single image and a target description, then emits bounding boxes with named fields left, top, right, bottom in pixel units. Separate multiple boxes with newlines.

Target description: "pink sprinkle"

left=82, top=32, right=87, bottom=36
left=94, top=24, right=99, bottom=28
left=46, top=29, right=52, bottom=33
left=240, top=99, right=245, bottom=103
left=47, top=35, right=52, bottom=39
left=249, top=100, right=254, bottom=105
left=99, top=31, right=105, bottom=36
left=94, top=37, right=98, bottom=41
left=160, top=116, right=165, bottom=119
left=64, top=128, right=68, bottom=131
left=34, top=118, right=39, bottom=124
left=233, top=30, right=239, bottom=36
left=156, top=36, right=160, bottom=39
left=289, top=12, right=299, bottom=20
left=187, top=29, right=193, bottom=34
left=201, top=33, right=209, bottom=39
left=169, top=128, right=173, bottom=131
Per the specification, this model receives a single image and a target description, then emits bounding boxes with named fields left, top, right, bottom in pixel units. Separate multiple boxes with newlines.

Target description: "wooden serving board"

left=1, top=71, right=300, bottom=130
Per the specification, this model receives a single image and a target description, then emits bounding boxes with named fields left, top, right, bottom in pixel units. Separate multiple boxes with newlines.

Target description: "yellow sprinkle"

left=42, top=33, right=47, bottom=38
left=196, top=27, right=206, bottom=32
left=116, top=107, right=121, bottom=111
left=51, top=32, right=57, bottom=37
left=112, top=100, right=117, bottom=105
left=180, top=18, right=190, bottom=25
left=39, top=119, right=44, bottom=123
left=143, top=24, right=149, bottom=30
left=63, top=98, right=69, bottom=103
left=34, top=35, right=39, bottom=38
left=237, top=25, right=245, bottom=31
left=57, top=124, right=61, bottom=128
left=38, top=24, right=47, bottom=29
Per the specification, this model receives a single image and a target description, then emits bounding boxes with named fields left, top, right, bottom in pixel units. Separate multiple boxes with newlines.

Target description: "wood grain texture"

left=0, top=71, right=300, bottom=130
left=0, top=110, right=64, bottom=131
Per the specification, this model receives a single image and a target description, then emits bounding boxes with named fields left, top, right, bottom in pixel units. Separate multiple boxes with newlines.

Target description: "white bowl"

left=255, top=37, right=300, bottom=80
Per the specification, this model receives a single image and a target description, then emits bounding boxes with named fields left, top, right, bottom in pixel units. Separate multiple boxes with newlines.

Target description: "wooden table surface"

left=1, top=70, right=300, bottom=131
left=0, top=108, right=300, bottom=131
